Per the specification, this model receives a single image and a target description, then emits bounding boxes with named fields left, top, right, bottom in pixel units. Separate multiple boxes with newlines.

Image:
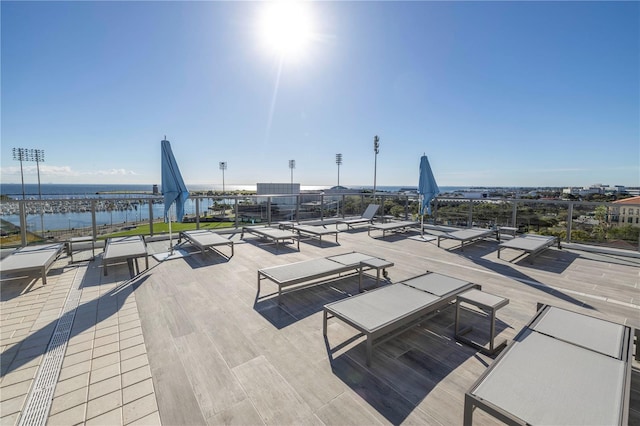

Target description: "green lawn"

left=103, top=221, right=236, bottom=239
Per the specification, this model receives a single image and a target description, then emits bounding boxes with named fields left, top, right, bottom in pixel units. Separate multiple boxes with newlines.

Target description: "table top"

left=360, top=258, right=394, bottom=269
left=458, top=289, right=509, bottom=309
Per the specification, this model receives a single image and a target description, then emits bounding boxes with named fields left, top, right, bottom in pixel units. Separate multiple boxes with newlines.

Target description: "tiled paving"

left=1, top=257, right=159, bottom=425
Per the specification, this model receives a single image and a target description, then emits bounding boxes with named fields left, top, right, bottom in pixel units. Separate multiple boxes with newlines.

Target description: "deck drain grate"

left=18, top=267, right=85, bottom=426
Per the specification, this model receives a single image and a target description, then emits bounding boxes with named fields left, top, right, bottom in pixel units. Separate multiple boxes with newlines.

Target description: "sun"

left=259, top=1, right=315, bottom=58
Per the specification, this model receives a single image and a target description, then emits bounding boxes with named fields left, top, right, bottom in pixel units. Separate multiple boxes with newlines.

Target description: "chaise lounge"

left=324, top=272, right=481, bottom=365
left=0, top=243, right=64, bottom=285
left=435, top=228, right=497, bottom=251
left=178, top=229, right=234, bottom=259
left=102, top=236, right=149, bottom=278
left=241, top=226, right=299, bottom=251
left=368, top=220, right=419, bottom=238
left=257, top=251, right=393, bottom=300
left=335, top=204, right=379, bottom=230
left=292, top=224, right=339, bottom=247
left=497, top=234, right=559, bottom=264
left=464, top=304, right=634, bottom=425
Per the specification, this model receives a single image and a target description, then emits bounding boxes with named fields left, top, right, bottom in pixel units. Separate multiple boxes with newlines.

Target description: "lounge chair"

left=257, top=251, right=393, bottom=299
left=368, top=220, right=419, bottom=238
left=292, top=224, right=339, bottom=246
left=0, top=243, right=64, bottom=285
left=241, top=226, right=299, bottom=251
left=278, top=218, right=340, bottom=230
left=464, top=304, right=634, bottom=425
left=102, top=236, right=149, bottom=278
left=421, top=224, right=460, bottom=235
left=335, top=204, right=379, bottom=230
left=497, top=234, right=559, bottom=264
left=435, top=228, right=497, bottom=251
left=178, top=229, right=234, bottom=259
left=324, top=272, right=480, bottom=366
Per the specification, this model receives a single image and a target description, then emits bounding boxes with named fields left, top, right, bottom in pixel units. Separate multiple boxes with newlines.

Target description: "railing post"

left=267, top=197, right=272, bottom=226
left=195, top=197, right=200, bottom=230
left=234, top=198, right=239, bottom=229
left=295, top=194, right=300, bottom=222
left=19, top=201, right=27, bottom=246
left=566, top=202, right=573, bottom=243
left=149, top=201, right=154, bottom=236
left=91, top=200, right=97, bottom=241
left=404, top=195, right=409, bottom=220
left=320, top=194, right=325, bottom=221
left=433, top=198, right=438, bottom=223
left=511, top=202, right=517, bottom=228
left=468, top=201, right=473, bottom=228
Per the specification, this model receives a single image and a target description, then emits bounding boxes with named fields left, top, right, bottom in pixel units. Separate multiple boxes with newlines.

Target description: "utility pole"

left=335, top=153, right=342, bottom=187
left=289, top=160, right=295, bottom=193
left=219, top=162, right=227, bottom=193
left=373, top=136, right=380, bottom=200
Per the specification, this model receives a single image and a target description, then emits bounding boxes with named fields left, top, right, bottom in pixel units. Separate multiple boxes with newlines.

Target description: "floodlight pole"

left=12, top=148, right=27, bottom=200
left=219, top=161, right=227, bottom=193
left=289, top=159, right=295, bottom=193
left=336, top=153, right=342, bottom=187
left=34, top=150, right=45, bottom=235
left=33, top=150, right=44, bottom=200
left=373, top=136, right=380, bottom=201
left=13, top=148, right=45, bottom=235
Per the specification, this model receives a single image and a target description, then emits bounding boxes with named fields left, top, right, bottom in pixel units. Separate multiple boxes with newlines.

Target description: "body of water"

left=1, top=183, right=471, bottom=232
left=1, top=183, right=470, bottom=199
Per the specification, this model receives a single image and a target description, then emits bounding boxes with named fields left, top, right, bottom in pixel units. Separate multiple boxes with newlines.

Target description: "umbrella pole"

left=169, top=204, right=174, bottom=254
left=420, top=195, right=424, bottom=237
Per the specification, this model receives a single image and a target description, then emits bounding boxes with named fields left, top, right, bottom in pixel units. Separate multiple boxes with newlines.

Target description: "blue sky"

left=2, top=1, right=638, bottom=189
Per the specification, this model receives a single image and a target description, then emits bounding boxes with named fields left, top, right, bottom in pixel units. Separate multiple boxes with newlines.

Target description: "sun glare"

left=259, top=1, right=314, bottom=58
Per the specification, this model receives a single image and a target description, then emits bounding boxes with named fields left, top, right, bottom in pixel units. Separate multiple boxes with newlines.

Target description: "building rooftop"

left=1, top=226, right=639, bottom=424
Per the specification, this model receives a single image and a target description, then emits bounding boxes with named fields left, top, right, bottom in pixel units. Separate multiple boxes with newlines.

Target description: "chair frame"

left=497, top=234, right=560, bottom=264
left=335, top=204, right=380, bottom=230
left=241, top=226, right=299, bottom=251
left=102, top=236, right=149, bottom=278
left=463, top=304, right=634, bottom=426
left=178, top=229, right=234, bottom=259
left=257, top=251, right=393, bottom=300
left=293, top=224, right=339, bottom=246
left=368, top=220, right=419, bottom=238
left=324, top=272, right=480, bottom=366
left=436, top=228, right=497, bottom=251
left=0, top=243, right=64, bottom=285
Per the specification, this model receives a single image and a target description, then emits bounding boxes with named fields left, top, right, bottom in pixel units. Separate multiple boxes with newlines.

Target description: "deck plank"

left=131, top=229, right=639, bottom=425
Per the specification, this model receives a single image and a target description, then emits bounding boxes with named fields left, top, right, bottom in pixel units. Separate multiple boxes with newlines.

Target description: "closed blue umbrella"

left=161, top=138, right=189, bottom=222
left=418, top=154, right=439, bottom=235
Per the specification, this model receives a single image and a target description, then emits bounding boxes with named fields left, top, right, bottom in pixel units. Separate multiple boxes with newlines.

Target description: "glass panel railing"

left=513, top=200, right=568, bottom=241
left=567, top=201, right=640, bottom=250
left=432, top=199, right=474, bottom=227
left=2, top=195, right=638, bottom=254
left=470, top=200, right=514, bottom=229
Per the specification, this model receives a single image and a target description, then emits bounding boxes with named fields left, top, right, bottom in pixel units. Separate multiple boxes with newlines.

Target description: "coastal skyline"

left=1, top=1, right=638, bottom=188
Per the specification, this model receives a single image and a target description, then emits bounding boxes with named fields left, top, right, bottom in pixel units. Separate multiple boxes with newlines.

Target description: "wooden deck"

left=133, top=228, right=639, bottom=425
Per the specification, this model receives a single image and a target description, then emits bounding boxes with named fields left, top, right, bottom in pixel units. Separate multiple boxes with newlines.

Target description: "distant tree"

left=389, top=205, right=405, bottom=218
left=609, top=224, right=640, bottom=242
left=593, top=205, right=610, bottom=241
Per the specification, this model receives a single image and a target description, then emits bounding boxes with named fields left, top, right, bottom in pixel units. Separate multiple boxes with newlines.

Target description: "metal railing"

left=1, top=193, right=638, bottom=253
